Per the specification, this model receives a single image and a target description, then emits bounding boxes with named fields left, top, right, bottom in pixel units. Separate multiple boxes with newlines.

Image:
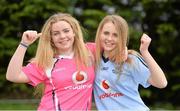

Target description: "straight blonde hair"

left=95, top=15, right=140, bottom=76
left=95, top=15, right=129, bottom=67
left=33, top=13, right=92, bottom=69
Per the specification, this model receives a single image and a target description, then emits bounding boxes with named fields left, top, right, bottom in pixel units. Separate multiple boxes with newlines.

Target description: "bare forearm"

left=6, top=44, right=27, bottom=82
left=6, top=31, right=40, bottom=83
left=141, top=51, right=167, bottom=88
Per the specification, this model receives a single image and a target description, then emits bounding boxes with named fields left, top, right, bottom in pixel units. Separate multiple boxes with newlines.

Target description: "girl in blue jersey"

left=94, top=15, right=167, bottom=111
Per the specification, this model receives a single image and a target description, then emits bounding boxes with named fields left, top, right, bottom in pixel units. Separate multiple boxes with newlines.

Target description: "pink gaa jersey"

left=22, top=44, right=95, bottom=111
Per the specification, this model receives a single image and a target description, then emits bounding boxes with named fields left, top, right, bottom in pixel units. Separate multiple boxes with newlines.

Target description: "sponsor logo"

left=64, top=70, right=91, bottom=90
left=99, top=92, right=123, bottom=99
left=64, top=84, right=92, bottom=90
left=99, top=80, right=123, bottom=99
left=101, top=67, right=109, bottom=70
left=53, top=68, right=66, bottom=73
left=72, top=71, right=88, bottom=84
left=101, top=80, right=111, bottom=92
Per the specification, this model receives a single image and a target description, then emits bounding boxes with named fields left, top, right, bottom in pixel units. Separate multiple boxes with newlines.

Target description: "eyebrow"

left=63, top=28, right=70, bottom=30
left=52, top=28, right=70, bottom=32
left=51, top=31, right=59, bottom=33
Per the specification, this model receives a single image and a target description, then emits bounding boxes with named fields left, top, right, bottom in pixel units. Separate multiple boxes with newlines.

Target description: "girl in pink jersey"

left=6, top=13, right=95, bottom=111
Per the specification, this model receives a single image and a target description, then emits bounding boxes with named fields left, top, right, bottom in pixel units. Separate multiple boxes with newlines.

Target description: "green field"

left=0, top=99, right=179, bottom=110
left=0, top=99, right=38, bottom=110
left=0, top=99, right=98, bottom=110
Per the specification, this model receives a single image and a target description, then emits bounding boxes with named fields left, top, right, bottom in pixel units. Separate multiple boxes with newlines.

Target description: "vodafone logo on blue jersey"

left=99, top=80, right=123, bottom=99
left=101, top=80, right=111, bottom=93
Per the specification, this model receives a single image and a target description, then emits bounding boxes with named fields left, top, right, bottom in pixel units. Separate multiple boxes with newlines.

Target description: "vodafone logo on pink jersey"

left=64, top=71, right=92, bottom=90
left=72, top=71, right=88, bottom=84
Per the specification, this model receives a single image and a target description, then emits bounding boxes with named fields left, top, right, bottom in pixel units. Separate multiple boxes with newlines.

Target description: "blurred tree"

left=0, top=0, right=179, bottom=109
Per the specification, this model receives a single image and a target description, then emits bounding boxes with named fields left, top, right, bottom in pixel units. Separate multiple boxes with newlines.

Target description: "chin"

left=104, top=47, right=114, bottom=52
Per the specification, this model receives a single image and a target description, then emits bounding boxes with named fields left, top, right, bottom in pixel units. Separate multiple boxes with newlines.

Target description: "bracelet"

left=20, top=42, right=28, bottom=48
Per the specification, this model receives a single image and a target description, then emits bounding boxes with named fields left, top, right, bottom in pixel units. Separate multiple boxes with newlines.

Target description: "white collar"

left=57, top=52, right=74, bottom=59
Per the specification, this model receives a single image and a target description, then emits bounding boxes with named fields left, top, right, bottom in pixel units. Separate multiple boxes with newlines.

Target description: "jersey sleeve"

left=22, top=63, right=46, bottom=86
left=130, top=54, right=151, bottom=88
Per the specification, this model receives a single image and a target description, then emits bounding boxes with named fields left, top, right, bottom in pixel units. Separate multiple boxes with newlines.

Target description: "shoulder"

left=127, top=53, right=148, bottom=68
left=86, top=42, right=95, bottom=49
left=86, top=42, right=96, bottom=54
left=23, top=62, right=45, bottom=74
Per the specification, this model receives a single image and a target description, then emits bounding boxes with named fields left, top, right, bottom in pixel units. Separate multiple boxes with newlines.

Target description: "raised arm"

left=6, top=30, right=40, bottom=83
left=140, top=33, right=167, bottom=88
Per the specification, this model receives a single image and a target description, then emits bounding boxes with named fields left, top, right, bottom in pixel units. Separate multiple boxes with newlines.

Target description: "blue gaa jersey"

left=94, top=54, right=151, bottom=111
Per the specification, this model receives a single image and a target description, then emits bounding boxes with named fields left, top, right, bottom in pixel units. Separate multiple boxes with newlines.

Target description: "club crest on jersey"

left=101, top=67, right=109, bottom=70
left=72, top=71, right=88, bottom=84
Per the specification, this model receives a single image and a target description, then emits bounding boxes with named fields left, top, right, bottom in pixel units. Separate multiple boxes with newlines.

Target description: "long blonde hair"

left=95, top=15, right=141, bottom=77
left=95, top=15, right=129, bottom=67
left=34, top=13, right=91, bottom=69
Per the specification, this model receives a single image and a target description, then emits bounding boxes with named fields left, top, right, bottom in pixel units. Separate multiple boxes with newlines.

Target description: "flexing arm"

left=6, top=30, right=40, bottom=83
left=140, top=33, right=167, bottom=88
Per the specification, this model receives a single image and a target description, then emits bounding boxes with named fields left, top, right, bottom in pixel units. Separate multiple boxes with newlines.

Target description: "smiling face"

left=51, top=21, right=75, bottom=55
left=100, top=21, right=118, bottom=57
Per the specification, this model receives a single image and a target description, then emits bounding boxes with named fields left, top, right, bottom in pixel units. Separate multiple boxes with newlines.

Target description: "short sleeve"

left=22, top=63, right=46, bottom=86
left=130, top=55, right=151, bottom=88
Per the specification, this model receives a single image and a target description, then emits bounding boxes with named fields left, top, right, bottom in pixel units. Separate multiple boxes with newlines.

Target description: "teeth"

left=60, top=40, right=68, bottom=43
left=105, top=42, right=112, bottom=46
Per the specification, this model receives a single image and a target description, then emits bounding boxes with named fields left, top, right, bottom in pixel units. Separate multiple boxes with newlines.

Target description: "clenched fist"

left=21, top=30, right=41, bottom=46
left=140, top=33, right=152, bottom=53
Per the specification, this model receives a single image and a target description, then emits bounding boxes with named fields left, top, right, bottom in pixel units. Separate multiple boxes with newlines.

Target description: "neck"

left=57, top=49, right=74, bottom=56
left=103, top=51, right=109, bottom=58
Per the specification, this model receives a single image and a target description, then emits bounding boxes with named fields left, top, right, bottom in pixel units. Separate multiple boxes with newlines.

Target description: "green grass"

left=0, top=100, right=179, bottom=110
left=0, top=99, right=38, bottom=110
left=0, top=103, right=37, bottom=110
left=0, top=101, right=97, bottom=110
left=0, top=99, right=96, bottom=110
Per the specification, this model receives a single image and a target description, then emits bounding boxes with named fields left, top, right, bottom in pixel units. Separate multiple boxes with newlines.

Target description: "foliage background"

left=0, top=0, right=179, bottom=110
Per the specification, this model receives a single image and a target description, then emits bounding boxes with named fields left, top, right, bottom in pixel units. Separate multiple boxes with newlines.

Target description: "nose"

left=60, top=33, right=66, bottom=39
left=107, top=34, right=113, bottom=41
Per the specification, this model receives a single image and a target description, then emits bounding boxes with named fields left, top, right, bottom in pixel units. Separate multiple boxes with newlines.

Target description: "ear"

left=122, top=46, right=128, bottom=61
